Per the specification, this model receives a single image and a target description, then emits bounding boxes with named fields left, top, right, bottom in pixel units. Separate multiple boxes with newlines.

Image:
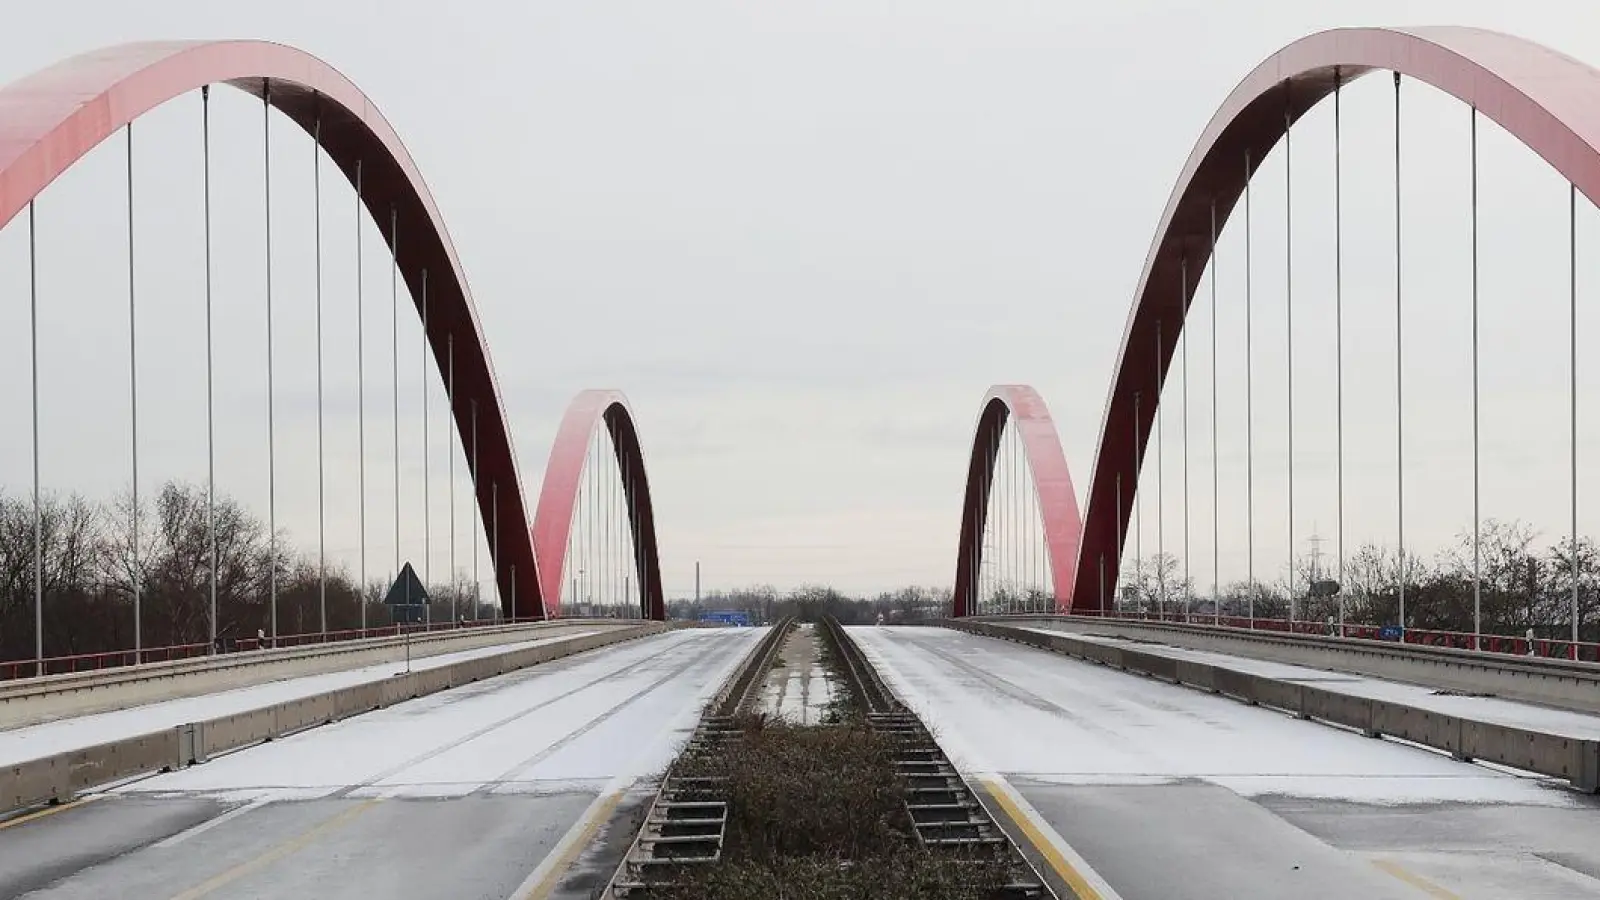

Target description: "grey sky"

left=3, top=1, right=1600, bottom=600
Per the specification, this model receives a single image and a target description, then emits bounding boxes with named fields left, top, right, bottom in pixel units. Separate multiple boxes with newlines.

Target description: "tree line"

left=1117, top=519, right=1600, bottom=641
left=667, top=584, right=951, bottom=625
left=0, top=481, right=496, bottom=664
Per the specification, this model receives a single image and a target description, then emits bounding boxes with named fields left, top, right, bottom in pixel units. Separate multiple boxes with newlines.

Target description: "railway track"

left=602, top=618, right=795, bottom=896
left=601, top=618, right=1056, bottom=899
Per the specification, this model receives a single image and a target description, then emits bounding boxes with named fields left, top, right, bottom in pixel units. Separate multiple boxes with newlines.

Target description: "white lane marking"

left=152, top=798, right=271, bottom=849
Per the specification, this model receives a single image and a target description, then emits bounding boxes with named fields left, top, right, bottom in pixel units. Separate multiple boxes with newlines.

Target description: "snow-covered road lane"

left=1, top=628, right=764, bottom=900
left=0, top=626, right=606, bottom=768
left=852, top=626, right=1600, bottom=900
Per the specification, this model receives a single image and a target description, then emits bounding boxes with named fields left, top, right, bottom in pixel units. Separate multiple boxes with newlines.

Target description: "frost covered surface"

left=119, top=627, right=763, bottom=800
left=757, top=623, right=837, bottom=725
left=1017, top=624, right=1600, bottom=739
left=0, top=629, right=603, bottom=767
left=849, top=626, right=1582, bottom=807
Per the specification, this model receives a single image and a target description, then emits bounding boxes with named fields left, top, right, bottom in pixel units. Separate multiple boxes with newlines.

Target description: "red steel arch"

left=532, top=390, right=666, bottom=620
left=0, top=41, right=544, bottom=618
left=1074, top=26, right=1600, bottom=612
left=953, top=385, right=1081, bottom=618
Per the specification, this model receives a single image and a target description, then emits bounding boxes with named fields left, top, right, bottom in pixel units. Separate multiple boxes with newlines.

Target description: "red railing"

left=1067, top=609, right=1600, bottom=664
left=0, top=615, right=556, bottom=682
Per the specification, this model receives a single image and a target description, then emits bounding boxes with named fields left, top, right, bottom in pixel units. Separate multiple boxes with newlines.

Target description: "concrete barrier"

left=0, top=620, right=635, bottom=729
left=979, top=615, right=1600, bottom=716
left=950, top=620, right=1600, bottom=793
left=1, top=622, right=669, bottom=814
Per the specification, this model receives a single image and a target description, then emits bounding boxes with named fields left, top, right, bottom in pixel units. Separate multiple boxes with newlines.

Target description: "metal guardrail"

left=952, top=619, right=1600, bottom=794
left=981, top=613, right=1600, bottom=716
left=1019, top=610, right=1600, bottom=662
left=0, top=623, right=668, bottom=815
left=0, top=614, right=592, bottom=681
left=0, top=620, right=619, bottom=706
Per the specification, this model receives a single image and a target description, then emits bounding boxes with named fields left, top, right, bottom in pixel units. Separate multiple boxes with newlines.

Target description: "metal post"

left=1394, top=71, right=1406, bottom=636
left=356, top=160, right=367, bottom=633
left=1470, top=106, right=1480, bottom=648
left=30, top=201, right=41, bottom=676
left=202, top=87, right=217, bottom=652
left=1210, top=199, right=1220, bottom=625
left=1244, top=148, right=1255, bottom=627
left=1285, top=84, right=1296, bottom=625
left=127, top=122, right=141, bottom=662
left=263, top=83, right=277, bottom=648
left=1335, top=70, right=1346, bottom=636
left=314, top=114, right=326, bottom=636
left=695, top=560, right=701, bottom=603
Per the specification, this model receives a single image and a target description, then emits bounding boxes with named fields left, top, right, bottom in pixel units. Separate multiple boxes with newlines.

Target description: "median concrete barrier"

left=0, top=620, right=632, bottom=729
left=950, top=620, right=1600, bottom=793
left=982, top=615, right=1600, bottom=716
left=1, top=622, right=669, bottom=814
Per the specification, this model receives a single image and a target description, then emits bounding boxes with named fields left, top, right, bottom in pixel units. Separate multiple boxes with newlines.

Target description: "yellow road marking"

left=0, top=795, right=101, bottom=830
left=167, top=798, right=381, bottom=900
left=1371, top=858, right=1463, bottom=899
left=977, top=776, right=1122, bottom=900
left=507, top=788, right=628, bottom=900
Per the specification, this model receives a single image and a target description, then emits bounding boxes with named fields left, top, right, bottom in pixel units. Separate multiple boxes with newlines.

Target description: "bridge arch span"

left=953, top=385, right=1081, bottom=618
left=532, top=390, right=665, bottom=620
left=1074, top=26, right=1600, bottom=611
left=0, top=40, right=544, bottom=617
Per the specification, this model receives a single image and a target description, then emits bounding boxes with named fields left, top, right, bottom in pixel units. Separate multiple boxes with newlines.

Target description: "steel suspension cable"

left=1335, top=69, right=1346, bottom=635
left=390, top=205, right=400, bottom=604
left=422, top=270, right=430, bottom=621
left=1245, top=149, right=1255, bottom=626
left=127, top=121, right=141, bottom=661
left=263, top=85, right=276, bottom=647
left=1471, top=107, right=1480, bottom=648
left=356, top=160, right=367, bottom=632
left=1182, top=258, right=1191, bottom=618
left=1156, top=320, right=1165, bottom=617
left=1134, top=392, right=1143, bottom=609
left=471, top=400, right=479, bottom=619
left=314, top=114, right=326, bottom=635
left=30, top=201, right=41, bottom=675
left=203, top=87, right=217, bottom=650
left=1285, top=83, right=1296, bottom=624
left=1210, top=200, right=1220, bottom=624
left=448, top=334, right=456, bottom=622
left=1571, top=182, right=1580, bottom=654
left=1395, top=72, right=1406, bottom=635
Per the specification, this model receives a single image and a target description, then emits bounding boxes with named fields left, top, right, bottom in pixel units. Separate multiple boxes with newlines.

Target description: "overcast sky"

left=4, top=1, right=1600, bottom=601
